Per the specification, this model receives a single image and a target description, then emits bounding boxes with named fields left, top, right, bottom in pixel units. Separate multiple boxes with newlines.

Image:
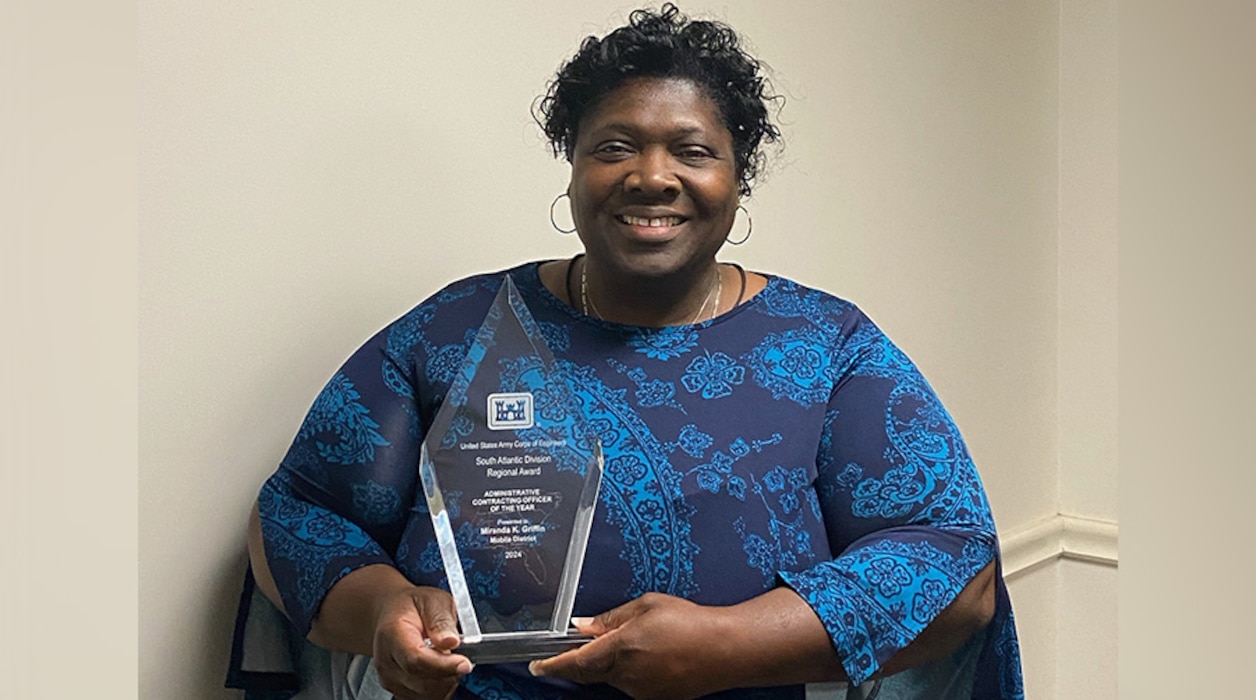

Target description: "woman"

left=232, top=5, right=1023, bottom=699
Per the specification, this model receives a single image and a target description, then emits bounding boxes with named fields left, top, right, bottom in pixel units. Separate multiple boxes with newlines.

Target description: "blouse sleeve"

left=777, top=310, right=1000, bottom=686
left=257, top=326, right=426, bottom=636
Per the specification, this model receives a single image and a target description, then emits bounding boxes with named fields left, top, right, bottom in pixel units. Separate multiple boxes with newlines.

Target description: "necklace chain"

left=580, top=261, right=604, bottom=319
left=695, top=268, right=722, bottom=324
left=580, top=259, right=722, bottom=325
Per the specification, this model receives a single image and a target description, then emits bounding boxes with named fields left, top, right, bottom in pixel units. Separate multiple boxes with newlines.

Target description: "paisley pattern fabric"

left=255, top=262, right=1023, bottom=698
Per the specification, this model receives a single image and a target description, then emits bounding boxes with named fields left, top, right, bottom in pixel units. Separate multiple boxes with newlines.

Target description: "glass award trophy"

left=418, top=275, right=603, bottom=664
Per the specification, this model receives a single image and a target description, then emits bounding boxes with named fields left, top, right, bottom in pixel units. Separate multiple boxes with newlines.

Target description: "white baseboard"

left=1001, top=513, right=1118, bottom=579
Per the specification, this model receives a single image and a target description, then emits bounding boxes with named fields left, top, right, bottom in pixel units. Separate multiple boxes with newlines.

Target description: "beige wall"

left=1059, top=0, right=1119, bottom=524
left=138, top=2, right=1113, bottom=697
left=1002, top=3, right=1120, bottom=699
left=1055, top=1, right=1119, bottom=697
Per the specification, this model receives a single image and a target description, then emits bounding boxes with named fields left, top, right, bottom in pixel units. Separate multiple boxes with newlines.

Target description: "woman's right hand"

left=370, top=585, right=473, bottom=700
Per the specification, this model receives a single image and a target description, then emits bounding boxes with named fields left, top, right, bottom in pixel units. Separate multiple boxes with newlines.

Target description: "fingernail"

left=457, top=659, right=474, bottom=676
left=528, top=660, right=546, bottom=677
left=571, top=616, right=593, bottom=628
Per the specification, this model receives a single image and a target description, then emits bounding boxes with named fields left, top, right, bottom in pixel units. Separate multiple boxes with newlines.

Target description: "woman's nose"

left=625, top=149, right=680, bottom=196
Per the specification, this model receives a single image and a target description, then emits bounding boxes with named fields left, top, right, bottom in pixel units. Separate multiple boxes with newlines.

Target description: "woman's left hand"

left=528, top=592, right=734, bottom=700
left=528, top=564, right=996, bottom=698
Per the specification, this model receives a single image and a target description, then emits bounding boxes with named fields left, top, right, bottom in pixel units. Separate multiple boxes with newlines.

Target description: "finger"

left=395, top=641, right=474, bottom=678
left=570, top=616, right=601, bottom=636
left=382, top=625, right=473, bottom=681
left=374, top=592, right=472, bottom=700
left=529, top=626, right=619, bottom=683
left=381, top=618, right=473, bottom=680
left=414, top=590, right=462, bottom=651
left=584, top=595, right=648, bottom=635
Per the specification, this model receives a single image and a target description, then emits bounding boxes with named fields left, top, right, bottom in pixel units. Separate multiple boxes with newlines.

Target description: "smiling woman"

left=563, top=77, right=741, bottom=326
left=535, top=4, right=777, bottom=330
left=230, top=4, right=1024, bottom=700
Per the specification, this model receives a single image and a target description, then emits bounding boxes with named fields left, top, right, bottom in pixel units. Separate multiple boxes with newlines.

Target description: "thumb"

left=573, top=598, right=641, bottom=637
left=415, top=590, right=461, bottom=650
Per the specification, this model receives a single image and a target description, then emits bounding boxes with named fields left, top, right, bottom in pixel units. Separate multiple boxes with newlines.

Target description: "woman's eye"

left=594, top=143, right=634, bottom=158
left=677, top=147, right=715, bottom=161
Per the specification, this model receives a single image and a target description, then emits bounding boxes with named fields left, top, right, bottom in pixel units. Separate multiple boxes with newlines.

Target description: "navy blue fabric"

left=251, top=262, right=1024, bottom=698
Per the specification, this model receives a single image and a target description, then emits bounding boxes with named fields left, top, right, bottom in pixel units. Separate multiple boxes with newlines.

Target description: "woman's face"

left=568, top=77, right=739, bottom=282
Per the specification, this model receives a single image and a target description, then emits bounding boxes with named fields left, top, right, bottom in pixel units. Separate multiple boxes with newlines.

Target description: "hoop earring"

left=726, top=205, right=752, bottom=245
left=550, top=193, right=577, bottom=234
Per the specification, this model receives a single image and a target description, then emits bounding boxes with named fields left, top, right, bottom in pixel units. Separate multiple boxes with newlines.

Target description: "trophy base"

left=457, top=631, right=595, bottom=664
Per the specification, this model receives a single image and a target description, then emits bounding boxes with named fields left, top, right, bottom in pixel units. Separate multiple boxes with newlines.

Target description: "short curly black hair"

left=535, top=3, right=781, bottom=198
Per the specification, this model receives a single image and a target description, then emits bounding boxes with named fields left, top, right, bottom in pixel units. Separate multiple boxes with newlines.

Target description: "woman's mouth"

left=616, top=214, right=685, bottom=228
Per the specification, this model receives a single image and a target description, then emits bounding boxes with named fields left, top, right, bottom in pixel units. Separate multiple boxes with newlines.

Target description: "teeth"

left=621, top=215, right=681, bottom=227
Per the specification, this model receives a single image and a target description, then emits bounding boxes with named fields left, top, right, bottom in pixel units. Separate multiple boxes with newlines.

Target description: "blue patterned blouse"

left=254, top=262, right=1024, bottom=699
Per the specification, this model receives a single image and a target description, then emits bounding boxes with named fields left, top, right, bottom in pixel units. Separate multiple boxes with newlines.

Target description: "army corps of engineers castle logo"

left=487, top=392, right=534, bottom=430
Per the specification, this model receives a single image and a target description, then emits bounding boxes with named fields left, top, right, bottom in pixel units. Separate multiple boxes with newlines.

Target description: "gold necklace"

left=580, top=260, right=722, bottom=325
left=579, top=260, right=604, bottom=319
left=691, top=267, right=722, bottom=324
